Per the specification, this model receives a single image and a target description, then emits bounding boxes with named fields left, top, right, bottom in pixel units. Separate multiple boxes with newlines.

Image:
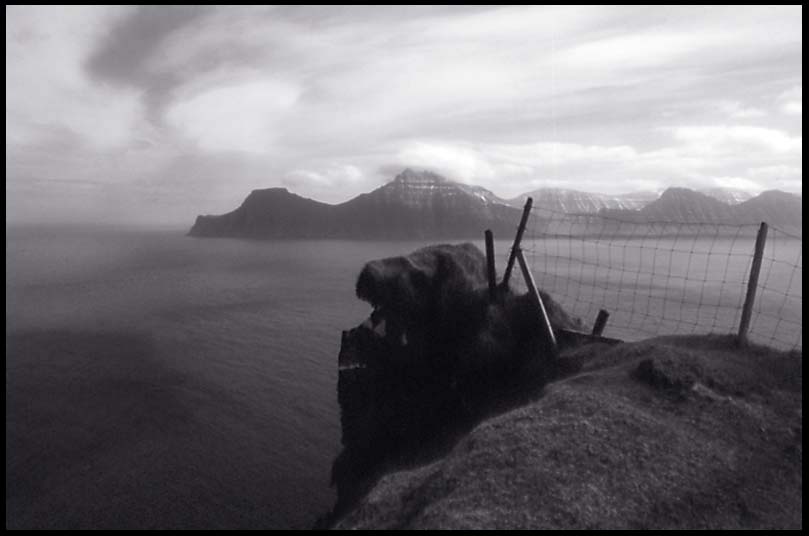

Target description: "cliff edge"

left=334, top=334, right=802, bottom=529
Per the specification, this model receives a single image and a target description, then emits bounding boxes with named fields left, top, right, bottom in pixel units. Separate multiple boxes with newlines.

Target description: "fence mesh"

left=748, top=225, right=802, bottom=350
left=514, top=205, right=802, bottom=351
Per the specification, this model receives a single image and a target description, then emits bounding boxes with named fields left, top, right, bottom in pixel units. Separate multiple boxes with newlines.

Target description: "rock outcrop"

left=321, top=243, right=585, bottom=527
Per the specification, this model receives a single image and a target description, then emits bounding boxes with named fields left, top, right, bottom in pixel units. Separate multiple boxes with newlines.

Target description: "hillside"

left=189, top=187, right=336, bottom=238
left=189, top=169, right=522, bottom=239
left=735, top=190, right=804, bottom=231
left=600, top=187, right=802, bottom=232
left=334, top=335, right=802, bottom=529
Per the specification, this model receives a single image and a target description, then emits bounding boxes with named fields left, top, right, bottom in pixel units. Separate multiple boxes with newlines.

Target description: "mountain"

left=509, top=187, right=758, bottom=215
left=600, top=187, right=736, bottom=223
left=189, top=169, right=523, bottom=239
left=189, top=173, right=801, bottom=239
left=699, top=188, right=755, bottom=205
left=599, top=187, right=802, bottom=232
left=507, top=188, right=654, bottom=213
left=734, top=190, right=803, bottom=231
left=189, top=188, right=336, bottom=238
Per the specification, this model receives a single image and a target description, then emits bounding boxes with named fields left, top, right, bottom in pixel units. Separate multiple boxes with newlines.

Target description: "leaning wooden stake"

left=501, top=197, right=533, bottom=289
left=592, top=309, right=610, bottom=337
left=484, top=229, right=497, bottom=302
left=738, top=221, right=768, bottom=346
left=516, top=248, right=558, bottom=356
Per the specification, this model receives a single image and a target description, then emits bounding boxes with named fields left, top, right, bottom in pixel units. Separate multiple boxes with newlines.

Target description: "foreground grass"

left=336, top=334, right=802, bottom=529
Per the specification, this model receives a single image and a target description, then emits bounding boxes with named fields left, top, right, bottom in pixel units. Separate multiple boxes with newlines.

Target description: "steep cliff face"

left=333, top=335, right=802, bottom=530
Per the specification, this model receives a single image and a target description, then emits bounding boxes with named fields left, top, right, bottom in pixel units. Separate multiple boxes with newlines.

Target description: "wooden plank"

left=516, top=248, right=557, bottom=355
left=557, top=328, right=623, bottom=347
left=501, top=197, right=533, bottom=289
left=738, top=221, right=768, bottom=346
left=484, top=229, right=497, bottom=301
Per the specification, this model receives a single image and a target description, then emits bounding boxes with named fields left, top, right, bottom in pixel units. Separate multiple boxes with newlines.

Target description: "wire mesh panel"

left=748, top=225, right=802, bottom=350
left=521, top=206, right=802, bottom=351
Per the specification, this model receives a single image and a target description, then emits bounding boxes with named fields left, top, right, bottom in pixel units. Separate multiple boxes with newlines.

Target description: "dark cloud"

left=85, top=6, right=211, bottom=122
left=269, top=5, right=492, bottom=27
left=86, top=5, right=208, bottom=84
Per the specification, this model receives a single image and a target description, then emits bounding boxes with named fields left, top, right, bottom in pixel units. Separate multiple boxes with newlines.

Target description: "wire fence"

left=518, top=206, right=802, bottom=352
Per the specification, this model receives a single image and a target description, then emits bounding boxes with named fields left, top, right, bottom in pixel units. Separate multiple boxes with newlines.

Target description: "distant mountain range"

left=507, top=188, right=657, bottom=213
left=599, top=187, right=802, bottom=232
left=508, top=187, right=755, bottom=214
left=189, top=169, right=802, bottom=239
left=190, top=169, right=521, bottom=239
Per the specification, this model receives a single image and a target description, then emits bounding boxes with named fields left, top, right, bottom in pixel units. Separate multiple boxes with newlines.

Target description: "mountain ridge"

left=190, top=169, right=522, bottom=239
left=189, top=169, right=802, bottom=239
left=599, top=187, right=802, bottom=231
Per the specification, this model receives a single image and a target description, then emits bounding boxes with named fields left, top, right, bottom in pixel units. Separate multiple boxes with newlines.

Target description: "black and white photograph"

left=6, top=5, right=802, bottom=530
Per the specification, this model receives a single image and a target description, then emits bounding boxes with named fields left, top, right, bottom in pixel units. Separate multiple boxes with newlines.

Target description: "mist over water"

left=5, top=226, right=442, bottom=529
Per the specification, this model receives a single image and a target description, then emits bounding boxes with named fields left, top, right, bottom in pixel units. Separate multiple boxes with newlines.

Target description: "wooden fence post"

left=738, top=222, right=768, bottom=346
left=592, top=309, right=610, bottom=337
left=502, top=197, right=533, bottom=289
left=484, top=229, right=497, bottom=302
left=516, top=248, right=558, bottom=356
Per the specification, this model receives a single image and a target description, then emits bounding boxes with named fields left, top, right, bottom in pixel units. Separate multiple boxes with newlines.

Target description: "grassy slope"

left=335, top=335, right=802, bottom=529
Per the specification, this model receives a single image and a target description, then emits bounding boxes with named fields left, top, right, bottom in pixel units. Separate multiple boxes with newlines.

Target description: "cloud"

left=84, top=5, right=212, bottom=122
left=5, top=5, right=804, bottom=224
left=396, top=143, right=495, bottom=183
left=778, top=86, right=802, bottom=116
left=6, top=6, right=145, bottom=150
left=717, top=101, right=767, bottom=119
left=85, top=6, right=209, bottom=83
left=166, top=78, right=300, bottom=153
left=711, top=176, right=764, bottom=192
left=389, top=125, right=802, bottom=198
left=669, top=126, right=801, bottom=154
left=285, top=164, right=364, bottom=187
left=394, top=140, right=651, bottom=197
left=560, top=31, right=722, bottom=72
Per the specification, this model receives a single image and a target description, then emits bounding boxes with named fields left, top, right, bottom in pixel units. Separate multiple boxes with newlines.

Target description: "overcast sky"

left=6, top=5, right=803, bottom=225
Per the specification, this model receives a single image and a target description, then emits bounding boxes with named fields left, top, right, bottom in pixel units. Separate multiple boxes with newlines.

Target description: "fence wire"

left=518, top=205, right=802, bottom=351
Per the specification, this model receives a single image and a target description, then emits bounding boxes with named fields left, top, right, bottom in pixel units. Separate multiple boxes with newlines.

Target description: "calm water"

left=5, top=226, right=801, bottom=528
left=6, top=226, right=442, bottom=529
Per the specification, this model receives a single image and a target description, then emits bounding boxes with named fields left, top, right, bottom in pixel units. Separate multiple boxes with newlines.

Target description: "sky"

left=6, top=5, right=803, bottom=225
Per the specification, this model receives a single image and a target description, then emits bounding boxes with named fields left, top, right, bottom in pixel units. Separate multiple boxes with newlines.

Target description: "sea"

left=5, top=225, right=802, bottom=528
left=6, top=226, right=444, bottom=529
